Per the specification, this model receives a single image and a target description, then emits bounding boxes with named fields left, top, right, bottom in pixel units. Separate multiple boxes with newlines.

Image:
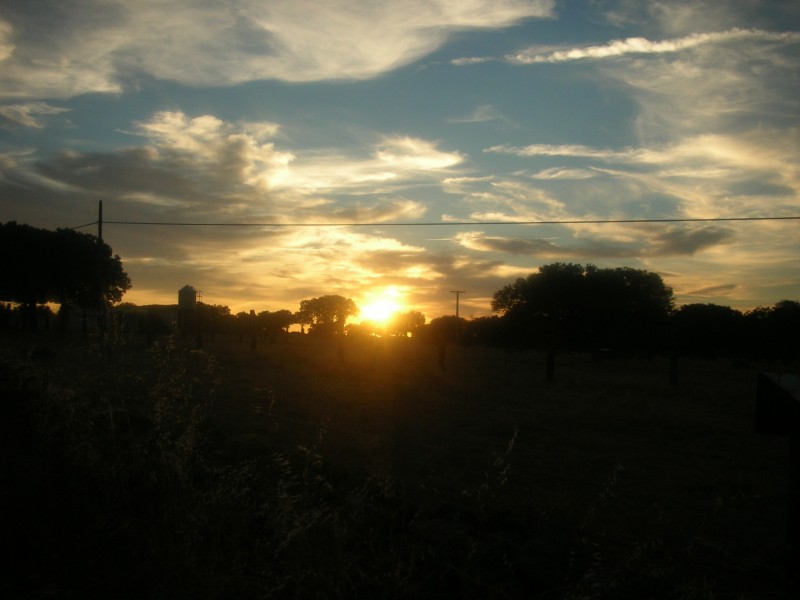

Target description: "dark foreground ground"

left=2, top=331, right=796, bottom=598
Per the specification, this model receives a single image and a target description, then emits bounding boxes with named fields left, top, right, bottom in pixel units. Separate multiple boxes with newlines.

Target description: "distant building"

left=178, top=285, right=197, bottom=311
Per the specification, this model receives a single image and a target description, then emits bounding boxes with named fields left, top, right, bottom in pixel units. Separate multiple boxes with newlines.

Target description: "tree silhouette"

left=386, top=310, right=425, bottom=337
left=671, top=303, right=743, bottom=357
left=0, top=221, right=131, bottom=329
left=742, top=300, right=800, bottom=359
left=491, top=263, right=674, bottom=351
left=425, top=315, right=466, bottom=345
left=296, top=295, right=358, bottom=337
left=257, top=309, right=296, bottom=340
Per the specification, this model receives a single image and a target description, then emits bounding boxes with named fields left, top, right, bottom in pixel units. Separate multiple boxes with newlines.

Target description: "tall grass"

left=2, top=332, right=792, bottom=598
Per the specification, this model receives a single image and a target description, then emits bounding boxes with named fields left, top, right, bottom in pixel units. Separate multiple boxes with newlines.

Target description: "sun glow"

left=360, top=287, right=404, bottom=324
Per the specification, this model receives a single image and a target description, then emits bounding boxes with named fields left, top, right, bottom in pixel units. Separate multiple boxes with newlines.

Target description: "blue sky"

left=1, top=0, right=798, bottom=320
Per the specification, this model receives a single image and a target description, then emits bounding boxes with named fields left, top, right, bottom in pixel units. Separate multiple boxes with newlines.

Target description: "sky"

left=1, top=0, right=799, bottom=322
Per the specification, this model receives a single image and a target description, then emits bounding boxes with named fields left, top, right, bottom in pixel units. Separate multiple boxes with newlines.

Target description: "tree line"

left=122, top=263, right=798, bottom=361
left=468, top=262, right=798, bottom=360
left=119, top=296, right=428, bottom=342
left=1, top=222, right=796, bottom=359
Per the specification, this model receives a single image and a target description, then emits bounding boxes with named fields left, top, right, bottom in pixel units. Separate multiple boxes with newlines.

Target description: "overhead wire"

left=71, top=215, right=800, bottom=230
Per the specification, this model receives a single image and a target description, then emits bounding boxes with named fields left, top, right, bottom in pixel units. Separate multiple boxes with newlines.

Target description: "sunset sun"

left=360, top=288, right=404, bottom=324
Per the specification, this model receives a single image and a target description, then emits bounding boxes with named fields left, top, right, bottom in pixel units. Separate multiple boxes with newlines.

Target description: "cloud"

left=443, top=175, right=495, bottom=184
left=14, top=111, right=462, bottom=227
left=645, top=1, right=800, bottom=37
left=450, top=56, right=494, bottom=66
left=486, top=143, right=635, bottom=159
left=485, top=131, right=800, bottom=221
left=454, top=229, right=643, bottom=259
left=455, top=231, right=560, bottom=255
left=457, top=22, right=799, bottom=147
left=506, top=28, right=800, bottom=64
left=284, top=135, right=464, bottom=195
left=374, top=136, right=464, bottom=170
left=0, top=109, right=473, bottom=313
left=683, top=283, right=738, bottom=297
left=0, top=18, right=13, bottom=61
left=447, top=104, right=509, bottom=124
left=0, top=102, right=69, bottom=128
left=0, top=0, right=555, bottom=100
left=453, top=221, right=737, bottom=261
left=292, top=199, right=428, bottom=225
left=529, top=168, right=597, bottom=180
left=646, top=225, right=735, bottom=256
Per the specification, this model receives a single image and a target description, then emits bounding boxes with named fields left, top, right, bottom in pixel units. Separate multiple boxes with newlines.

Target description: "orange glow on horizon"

left=359, top=287, right=405, bottom=324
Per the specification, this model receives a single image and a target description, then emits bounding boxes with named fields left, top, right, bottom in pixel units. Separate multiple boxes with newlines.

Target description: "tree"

left=671, top=303, right=743, bottom=357
left=464, top=315, right=506, bottom=346
left=424, top=315, right=466, bottom=345
left=386, top=310, right=426, bottom=337
left=54, top=227, right=131, bottom=308
left=296, top=295, right=359, bottom=336
left=198, top=303, right=232, bottom=338
left=0, top=221, right=131, bottom=329
left=743, top=300, right=800, bottom=359
left=491, top=263, right=674, bottom=351
left=257, top=309, right=296, bottom=340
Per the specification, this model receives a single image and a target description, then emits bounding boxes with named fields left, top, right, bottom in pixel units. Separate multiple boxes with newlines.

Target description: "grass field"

left=2, top=330, right=795, bottom=598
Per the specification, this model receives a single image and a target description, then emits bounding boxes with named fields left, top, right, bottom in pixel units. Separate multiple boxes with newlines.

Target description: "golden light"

left=359, top=287, right=404, bottom=324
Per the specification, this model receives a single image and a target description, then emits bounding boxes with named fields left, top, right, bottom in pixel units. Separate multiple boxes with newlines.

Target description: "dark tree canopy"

left=386, top=310, right=426, bottom=337
left=740, top=300, right=800, bottom=359
left=296, top=294, right=358, bottom=336
left=491, top=263, right=674, bottom=351
left=672, top=303, right=743, bottom=356
left=424, top=315, right=466, bottom=345
left=0, top=221, right=131, bottom=312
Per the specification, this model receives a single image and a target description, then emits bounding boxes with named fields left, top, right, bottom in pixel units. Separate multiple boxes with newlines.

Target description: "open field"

left=2, top=331, right=796, bottom=598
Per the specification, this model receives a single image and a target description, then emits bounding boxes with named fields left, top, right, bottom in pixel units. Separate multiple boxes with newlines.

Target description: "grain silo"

left=178, top=285, right=197, bottom=311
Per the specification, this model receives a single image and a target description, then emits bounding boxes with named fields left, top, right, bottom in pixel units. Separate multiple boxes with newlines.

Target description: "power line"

left=71, top=221, right=100, bottom=230
left=71, top=215, right=800, bottom=229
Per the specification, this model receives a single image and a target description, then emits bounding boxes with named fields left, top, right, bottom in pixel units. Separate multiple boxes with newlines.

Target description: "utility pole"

left=449, top=289, right=465, bottom=348
left=449, top=290, right=465, bottom=318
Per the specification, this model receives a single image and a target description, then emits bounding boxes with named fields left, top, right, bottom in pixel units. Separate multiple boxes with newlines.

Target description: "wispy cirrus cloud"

left=0, top=0, right=555, bottom=100
left=447, top=104, right=512, bottom=125
left=684, top=283, right=738, bottom=297
left=452, top=27, right=800, bottom=66
left=529, top=167, right=598, bottom=180
left=485, top=132, right=800, bottom=220
left=506, top=28, right=799, bottom=64
left=0, top=102, right=70, bottom=129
